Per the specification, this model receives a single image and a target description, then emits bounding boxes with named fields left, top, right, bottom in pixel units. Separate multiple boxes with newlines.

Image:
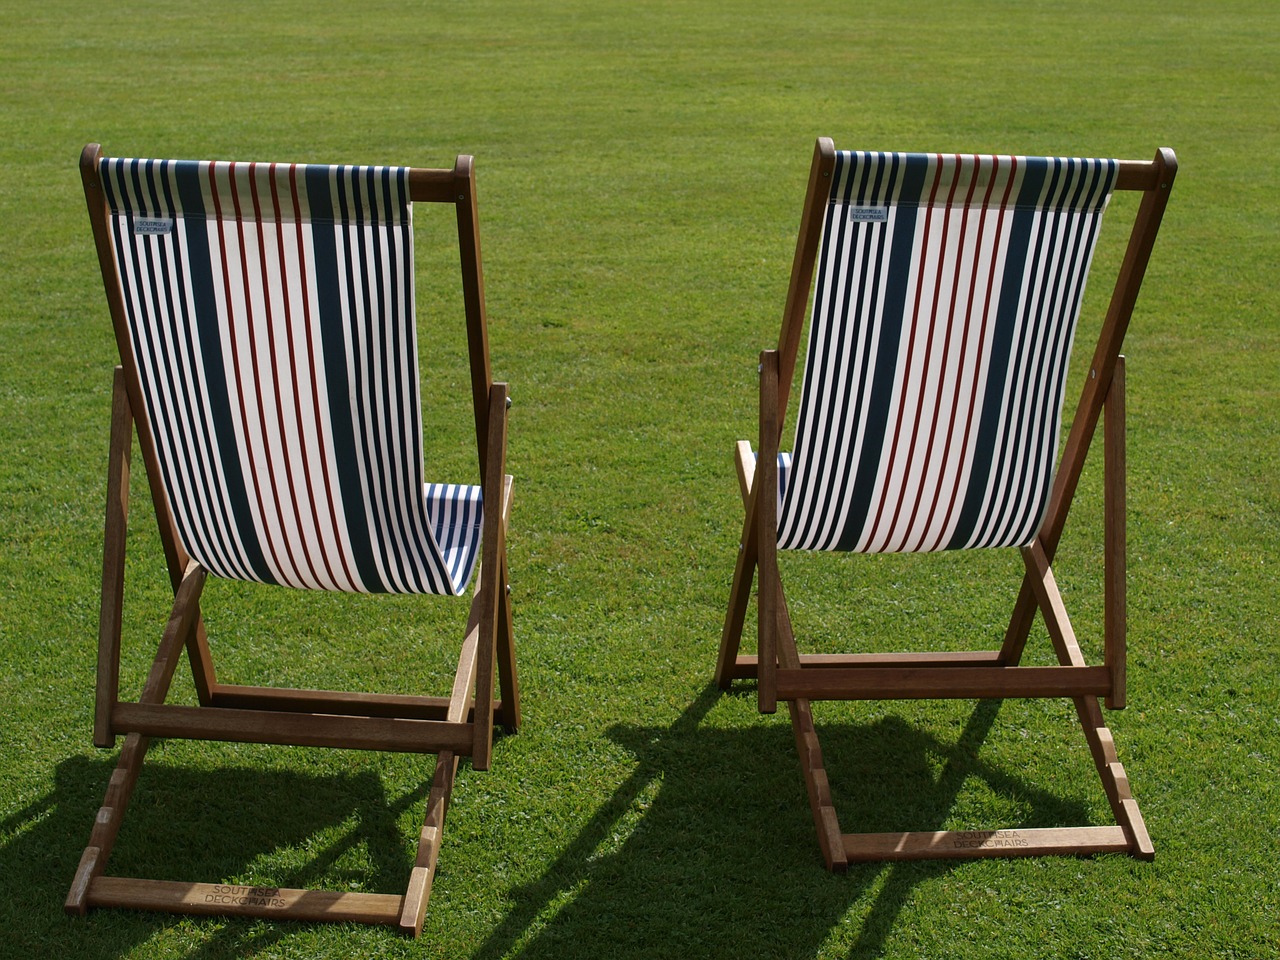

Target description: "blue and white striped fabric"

left=778, top=152, right=1116, bottom=553
left=101, top=156, right=482, bottom=595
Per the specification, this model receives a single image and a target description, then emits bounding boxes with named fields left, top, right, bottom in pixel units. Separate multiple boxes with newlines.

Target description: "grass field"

left=1, top=1, right=1277, bottom=957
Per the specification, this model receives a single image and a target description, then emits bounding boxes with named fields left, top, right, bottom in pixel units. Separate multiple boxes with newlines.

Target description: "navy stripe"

left=1001, top=164, right=1080, bottom=544
left=369, top=166, right=416, bottom=592
left=386, top=168, right=444, bottom=591
left=351, top=165, right=402, bottom=592
left=822, top=152, right=894, bottom=550
left=946, top=158, right=1048, bottom=548
left=172, top=160, right=269, bottom=581
left=144, top=159, right=231, bottom=577
left=786, top=153, right=854, bottom=548
left=119, top=159, right=227, bottom=573
left=309, top=164, right=385, bottom=591
left=986, top=160, right=1080, bottom=547
left=992, top=160, right=1069, bottom=545
left=835, top=153, right=924, bottom=550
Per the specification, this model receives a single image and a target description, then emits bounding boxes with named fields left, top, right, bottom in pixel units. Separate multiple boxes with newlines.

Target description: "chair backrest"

left=95, top=156, right=480, bottom=595
left=778, top=151, right=1117, bottom=554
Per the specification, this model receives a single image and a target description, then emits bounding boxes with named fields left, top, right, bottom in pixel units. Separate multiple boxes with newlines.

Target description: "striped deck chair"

left=67, top=144, right=518, bottom=935
left=716, top=139, right=1176, bottom=867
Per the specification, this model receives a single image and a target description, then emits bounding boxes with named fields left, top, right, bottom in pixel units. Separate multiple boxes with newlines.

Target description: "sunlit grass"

left=1, top=1, right=1277, bottom=957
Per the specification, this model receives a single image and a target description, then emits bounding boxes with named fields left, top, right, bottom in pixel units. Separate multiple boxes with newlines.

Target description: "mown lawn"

left=1, top=1, right=1276, bottom=957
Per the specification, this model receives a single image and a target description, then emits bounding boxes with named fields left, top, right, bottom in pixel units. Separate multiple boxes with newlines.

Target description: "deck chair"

left=66, top=144, right=519, bottom=935
left=716, top=139, right=1176, bottom=867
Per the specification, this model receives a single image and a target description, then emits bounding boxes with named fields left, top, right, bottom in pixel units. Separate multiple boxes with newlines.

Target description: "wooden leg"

left=71, top=562, right=207, bottom=913
left=472, top=383, right=508, bottom=772
left=1104, top=357, right=1127, bottom=710
left=65, top=731, right=152, bottom=915
left=402, top=598, right=479, bottom=935
left=717, top=443, right=759, bottom=688
left=184, top=620, right=218, bottom=706
left=494, top=546, right=520, bottom=732
left=758, top=351, right=780, bottom=714
left=782, top=561, right=1153, bottom=863
left=398, top=749, right=461, bottom=935
left=95, top=368, right=132, bottom=749
left=789, top=700, right=847, bottom=872
left=1024, top=537, right=1152, bottom=860
left=1070, top=696, right=1153, bottom=859
left=715, top=504, right=757, bottom=688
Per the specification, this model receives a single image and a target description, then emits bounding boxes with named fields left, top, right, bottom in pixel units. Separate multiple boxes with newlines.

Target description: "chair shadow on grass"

left=1, top=749, right=432, bottom=959
left=473, top=686, right=1092, bottom=960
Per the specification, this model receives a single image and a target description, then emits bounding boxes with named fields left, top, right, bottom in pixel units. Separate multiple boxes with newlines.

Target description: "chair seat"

left=424, top=482, right=484, bottom=594
left=741, top=447, right=793, bottom=517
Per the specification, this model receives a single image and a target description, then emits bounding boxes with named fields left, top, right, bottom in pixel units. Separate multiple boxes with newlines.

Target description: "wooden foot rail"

left=841, top=826, right=1133, bottom=861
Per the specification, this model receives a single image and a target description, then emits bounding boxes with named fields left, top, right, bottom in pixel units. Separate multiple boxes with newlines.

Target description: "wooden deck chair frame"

left=716, top=138, right=1176, bottom=868
left=66, top=144, right=519, bottom=935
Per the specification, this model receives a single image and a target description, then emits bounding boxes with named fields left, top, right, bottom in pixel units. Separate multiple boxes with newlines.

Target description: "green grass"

left=1, top=0, right=1277, bottom=957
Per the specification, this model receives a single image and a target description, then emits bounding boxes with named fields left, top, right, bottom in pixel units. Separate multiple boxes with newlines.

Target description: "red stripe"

left=289, top=165, right=357, bottom=590
left=211, top=162, right=288, bottom=580
left=906, top=155, right=997, bottom=546
left=900, top=154, right=985, bottom=546
left=242, top=163, right=307, bottom=586
left=863, top=156, right=946, bottom=544
left=924, top=156, right=1021, bottom=550
left=262, top=162, right=327, bottom=589
left=867, top=154, right=955, bottom=548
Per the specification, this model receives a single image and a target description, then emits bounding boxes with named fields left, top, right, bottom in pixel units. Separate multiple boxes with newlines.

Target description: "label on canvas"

left=133, top=218, right=174, bottom=236
left=848, top=206, right=889, bottom=223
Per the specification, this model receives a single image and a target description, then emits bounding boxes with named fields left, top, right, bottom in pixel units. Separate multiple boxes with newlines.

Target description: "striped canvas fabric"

left=101, top=156, right=483, bottom=595
left=777, top=151, right=1116, bottom=553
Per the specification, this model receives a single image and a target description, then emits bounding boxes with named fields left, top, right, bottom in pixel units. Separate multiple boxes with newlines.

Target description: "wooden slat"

left=212, top=684, right=453, bottom=717
left=76, top=559, right=210, bottom=889
left=111, top=703, right=475, bottom=754
left=454, top=154, right=494, bottom=478
left=65, top=730, right=155, bottom=916
left=842, top=825, right=1132, bottom=861
left=140, top=562, right=206, bottom=707
left=209, top=685, right=505, bottom=723
left=776, top=665, right=1111, bottom=701
left=1022, top=541, right=1089, bottom=673
left=451, top=599, right=483, bottom=724
left=727, top=649, right=1006, bottom=679
left=87, top=876, right=403, bottom=924
left=715, top=483, right=759, bottom=688
left=398, top=868, right=432, bottom=936
left=66, top=847, right=104, bottom=915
